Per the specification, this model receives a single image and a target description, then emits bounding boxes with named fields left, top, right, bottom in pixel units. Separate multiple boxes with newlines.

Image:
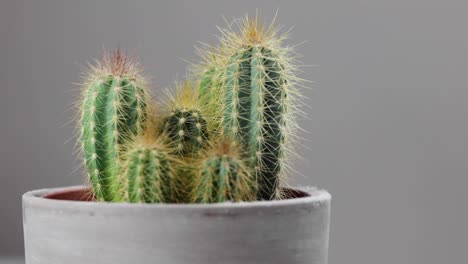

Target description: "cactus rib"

left=193, top=141, right=255, bottom=203
left=123, top=144, right=174, bottom=203
left=162, top=81, right=209, bottom=156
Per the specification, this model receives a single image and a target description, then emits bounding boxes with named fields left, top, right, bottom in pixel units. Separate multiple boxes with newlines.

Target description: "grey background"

left=1, top=0, right=467, bottom=263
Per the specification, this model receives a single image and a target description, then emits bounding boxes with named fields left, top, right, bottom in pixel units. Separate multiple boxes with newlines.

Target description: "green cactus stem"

left=80, top=49, right=149, bottom=201
left=121, top=140, right=175, bottom=203
left=193, top=141, right=255, bottom=203
left=224, top=47, right=285, bottom=200
left=162, top=81, right=209, bottom=156
left=197, top=53, right=226, bottom=109
left=205, top=16, right=302, bottom=200
left=163, top=109, right=208, bottom=155
left=198, top=67, right=217, bottom=106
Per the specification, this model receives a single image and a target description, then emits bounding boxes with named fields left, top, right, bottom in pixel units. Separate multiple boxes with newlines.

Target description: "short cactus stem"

left=163, top=108, right=208, bottom=155
left=80, top=49, right=149, bottom=201
left=193, top=141, right=255, bottom=203
left=122, top=145, right=174, bottom=203
left=162, top=81, right=209, bottom=156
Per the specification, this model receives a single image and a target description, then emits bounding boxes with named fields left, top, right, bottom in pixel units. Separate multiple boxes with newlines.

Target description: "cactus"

left=73, top=15, right=302, bottom=204
left=193, top=140, right=255, bottom=203
left=119, top=137, right=176, bottom=203
left=162, top=81, right=209, bottom=156
left=80, top=49, right=149, bottom=201
left=200, top=15, right=302, bottom=200
left=197, top=51, right=226, bottom=109
left=198, top=67, right=218, bottom=107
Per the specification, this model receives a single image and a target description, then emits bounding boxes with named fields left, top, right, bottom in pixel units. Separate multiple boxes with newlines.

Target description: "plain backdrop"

left=1, top=0, right=467, bottom=263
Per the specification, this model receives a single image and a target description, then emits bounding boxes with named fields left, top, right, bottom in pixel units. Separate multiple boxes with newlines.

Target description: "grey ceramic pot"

left=23, top=186, right=331, bottom=264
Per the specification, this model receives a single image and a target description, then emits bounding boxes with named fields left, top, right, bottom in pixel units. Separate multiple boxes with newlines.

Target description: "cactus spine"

left=193, top=140, right=255, bottom=203
left=163, top=81, right=209, bottom=156
left=80, top=49, right=149, bottom=201
left=201, top=16, right=301, bottom=200
left=120, top=138, right=176, bottom=203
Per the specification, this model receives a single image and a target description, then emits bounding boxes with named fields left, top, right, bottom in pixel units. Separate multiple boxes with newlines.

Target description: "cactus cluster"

left=77, top=14, right=303, bottom=203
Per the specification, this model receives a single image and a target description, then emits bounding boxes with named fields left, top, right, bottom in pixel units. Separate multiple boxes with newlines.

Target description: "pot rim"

left=23, top=185, right=331, bottom=211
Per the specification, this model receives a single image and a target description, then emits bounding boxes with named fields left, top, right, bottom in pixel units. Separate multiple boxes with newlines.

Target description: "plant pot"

left=22, top=186, right=331, bottom=264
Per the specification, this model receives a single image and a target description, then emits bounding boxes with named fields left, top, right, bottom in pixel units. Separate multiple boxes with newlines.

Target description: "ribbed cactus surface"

left=122, top=144, right=174, bottom=203
left=203, top=17, right=301, bottom=200
left=223, top=47, right=286, bottom=200
left=163, top=81, right=209, bottom=156
left=163, top=109, right=208, bottom=155
left=198, top=67, right=217, bottom=106
left=80, top=50, right=148, bottom=201
left=198, top=54, right=226, bottom=109
left=193, top=142, right=254, bottom=203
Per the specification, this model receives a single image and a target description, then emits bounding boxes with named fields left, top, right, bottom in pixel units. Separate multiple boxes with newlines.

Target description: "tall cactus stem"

left=80, top=49, right=149, bottom=201
left=199, top=15, right=303, bottom=200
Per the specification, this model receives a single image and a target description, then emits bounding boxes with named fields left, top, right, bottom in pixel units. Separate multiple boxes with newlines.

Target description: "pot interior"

left=43, top=187, right=95, bottom=201
left=44, top=187, right=310, bottom=202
